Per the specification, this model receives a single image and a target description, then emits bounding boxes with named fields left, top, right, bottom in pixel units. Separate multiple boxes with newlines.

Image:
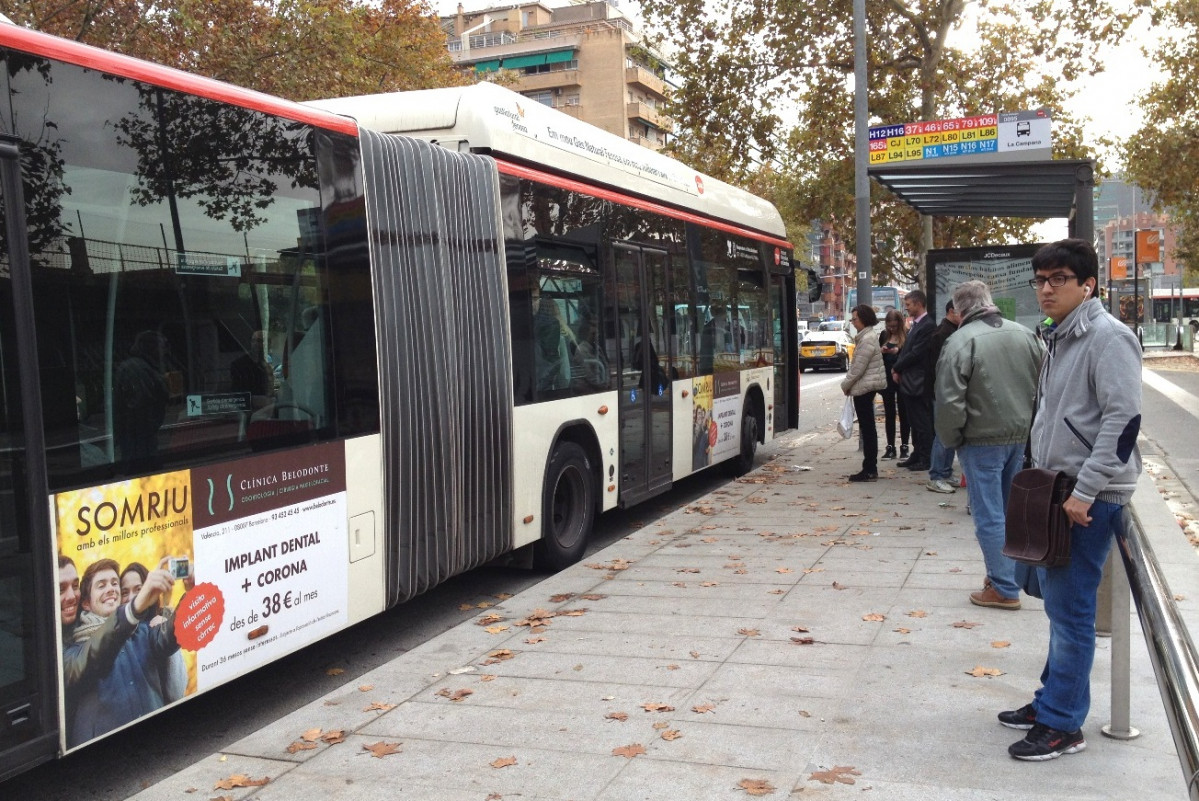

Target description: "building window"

left=525, top=90, right=554, bottom=107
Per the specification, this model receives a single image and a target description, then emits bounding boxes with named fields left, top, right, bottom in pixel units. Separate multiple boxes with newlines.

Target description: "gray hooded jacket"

left=1031, top=297, right=1142, bottom=505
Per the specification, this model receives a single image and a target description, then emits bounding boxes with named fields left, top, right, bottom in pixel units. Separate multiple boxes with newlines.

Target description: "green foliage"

left=0, top=0, right=469, bottom=101
left=642, top=0, right=1133, bottom=286
left=1124, top=0, right=1199, bottom=272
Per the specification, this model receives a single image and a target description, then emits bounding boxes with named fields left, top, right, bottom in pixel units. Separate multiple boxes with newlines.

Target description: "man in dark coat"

left=891, top=289, right=934, bottom=471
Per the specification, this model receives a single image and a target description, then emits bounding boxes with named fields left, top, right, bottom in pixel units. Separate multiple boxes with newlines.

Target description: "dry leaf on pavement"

left=953, top=620, right=981, bottom=629
left=363, top=701, right=396, bottom=712
left=790, top=636, right=815, bottom=645
left=894, top=628, right=911, bottom=635
left=966, top=666, right=1004, bottom=677
left=862, top=613, right=886, bottom=622
left=612, top=743, right=647, bottom=758
left=692, top=704, right=715, bottom=714
left=738, top=778, right=776, bottom=795
left=363, top=741, right=402, bottom=758
left=322, top=730, right=346, bottom=744
left=549, top=593, right=575, bottom=602
left=285, top=741, right=317, bottom=754
left=214, top=774, right=270, bottom=790
left=325, top=667, right=344, bottom=676
left=606, top=711, right=629, bottom=722
left=358, top=685, right=374, bottom=692
left=300, top=727, right=322, bottom=742
left=832, top=581, right=847, bottom=590
left=642, top=702, right=675, bottom=712
left=907, top=610, right=928, bottom=618
left=661, top=729, right=682, bottom=740
left=809, top=766, right=860, bottom=785
left=436, top=688, right=474, bottom=702
left=490, top=756, right=517, bottom=768
left=484, top=625, right=509, bottom=634
left=477, top=613, right=504, bottom=626
left=992, top=641, right=1011, bottom=648
left=738, top=628, right=760, bottom=636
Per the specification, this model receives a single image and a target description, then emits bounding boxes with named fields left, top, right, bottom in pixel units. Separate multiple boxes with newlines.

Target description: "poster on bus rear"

left=51, top=441, right=348, bottom=751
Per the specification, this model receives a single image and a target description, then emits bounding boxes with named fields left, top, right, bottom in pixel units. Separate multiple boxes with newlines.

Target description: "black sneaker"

left=899, top=444, right=910, bottom=459
left=998, top=703, right=1037, bottom=730
left=881, top=445, right=896, bottom=460
left=1008, top=723, right=1086, bottom=761
left=847, top=470, right=877, bottom=482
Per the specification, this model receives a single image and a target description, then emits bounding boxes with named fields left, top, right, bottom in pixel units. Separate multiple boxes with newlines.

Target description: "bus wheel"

left=534, top=442, right=595, bottom=571
left=730, top=409, right=759, bottom=476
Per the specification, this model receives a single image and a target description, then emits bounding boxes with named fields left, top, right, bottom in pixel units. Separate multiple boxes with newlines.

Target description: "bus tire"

left=730, top=408, right=759, bottom=476
left=534, top=441, right=595, bottom=571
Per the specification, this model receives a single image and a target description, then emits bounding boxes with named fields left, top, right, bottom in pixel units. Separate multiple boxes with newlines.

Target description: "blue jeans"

left=929, top=433, right=956, bottom=481
left=1032, top=500, right=1121, bottom=732
left=956, top=443, right=1024, bottom=599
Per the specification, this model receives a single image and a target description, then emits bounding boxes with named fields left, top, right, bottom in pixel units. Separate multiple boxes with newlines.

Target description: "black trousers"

left=853, top=391, right=878, bottom=473
left=901, top=390, right=933, bottom=462
left=880, top=385, right=909, bottom=447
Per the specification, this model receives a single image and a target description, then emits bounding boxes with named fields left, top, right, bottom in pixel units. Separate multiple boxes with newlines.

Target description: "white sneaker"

left=926, top=479, right=956, bottom=494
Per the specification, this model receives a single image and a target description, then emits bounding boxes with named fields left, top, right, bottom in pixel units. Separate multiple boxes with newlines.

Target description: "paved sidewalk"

left=135, top=429, right=1194, bottom=800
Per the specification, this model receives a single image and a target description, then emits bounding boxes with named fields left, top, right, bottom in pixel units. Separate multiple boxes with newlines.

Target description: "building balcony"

left=625, top=65, right=667, bottom=98
left=516, top=69, right=582, bottom=92
left=626, top=101, right=672, bottom=132
left=449, top=32, right=583, bottom=65
left=628, top=133, right=664, bottom=150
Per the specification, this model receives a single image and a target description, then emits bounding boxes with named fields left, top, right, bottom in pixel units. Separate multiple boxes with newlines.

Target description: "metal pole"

left=1102, top=550, right=1139, bottom=740
left=852, top=0, right=871, bottom=310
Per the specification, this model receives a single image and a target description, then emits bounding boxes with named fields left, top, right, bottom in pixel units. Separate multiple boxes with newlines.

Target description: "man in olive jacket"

left=934, top=280, right=1042, bottom=611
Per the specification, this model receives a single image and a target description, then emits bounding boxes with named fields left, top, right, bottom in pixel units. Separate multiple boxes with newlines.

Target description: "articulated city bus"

left=0, top=25, right=796, bottom=779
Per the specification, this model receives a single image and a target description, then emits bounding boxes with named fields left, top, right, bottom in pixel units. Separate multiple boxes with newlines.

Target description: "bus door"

left=614, top=245, right=672, bottom=505
left=0, top=137, right=59, bottom=778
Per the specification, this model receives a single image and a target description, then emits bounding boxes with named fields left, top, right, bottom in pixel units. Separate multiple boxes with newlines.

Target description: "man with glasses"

left=999, top=239, right=1142, bottom=761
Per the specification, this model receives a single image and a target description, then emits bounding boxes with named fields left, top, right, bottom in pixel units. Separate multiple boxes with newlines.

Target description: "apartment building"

left=443, top=1, right=672, bottom=150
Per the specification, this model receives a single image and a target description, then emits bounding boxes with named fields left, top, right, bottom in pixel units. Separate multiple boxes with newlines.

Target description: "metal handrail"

left=1115, top=508, right=1199, bottom=799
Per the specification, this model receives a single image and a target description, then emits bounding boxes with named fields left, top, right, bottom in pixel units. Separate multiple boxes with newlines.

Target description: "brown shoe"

left=970, top=585, right=1020, bottom=610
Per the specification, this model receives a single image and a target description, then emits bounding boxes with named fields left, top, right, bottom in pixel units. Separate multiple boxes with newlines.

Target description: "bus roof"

left=305, top=83, right=787, bottom=241
left=0, top=23, right=358, bottom=137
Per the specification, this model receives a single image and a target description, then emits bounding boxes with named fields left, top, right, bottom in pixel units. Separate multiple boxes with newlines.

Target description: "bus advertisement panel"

left=52, top=442, right=348, bottom=751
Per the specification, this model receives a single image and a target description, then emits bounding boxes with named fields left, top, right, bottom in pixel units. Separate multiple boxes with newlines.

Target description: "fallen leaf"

left=580, top=594, right=608, bottom=601
left=490, top=756, right=517, bottom=769
left=790, top=637, right=815, bottom=645
left=767, top=589, right=784, bottom=595
left=832, top=581, right=847, bottom=590
left=803, top=567, right=825, bottom=574
left=476, top=601, right=494, bottom=608
left=738, top=628, right=760, bottom=636
left=612, top=743, right=647, bottom=758
left=495, top=593, right=514, bottom=600
left=677, top=567, right=701, bottom=574
left=524, top=636, right=547, bottom=644
left=689, top=651, right=700, bottom=659
left=458, top=603, right=475, bottom=611
left=991, top=641, right=1011, bottom=649
left=606, top=711, right=629, bottom=722
left=661, top=729, right=682, bottom=740
left=791, top=626, right=810, bottom=633
left=286, top=741, right=317, bottom=753
left=966, top=665, right=1005, bottom=677
left=1176, top=594, right=1187, bottom=601
left=907, top=610, right=928, bottom=618
left=798, top=710, right=811, bottom=717
left=700, top=581, right=720, bottom=587
left=481, top=674, right=497, bottom=681
left=325, top=667, right=345, bottom=676
left=652, top=721, right=670, bottom=730
left=665, top=663, right=680, bottom=670
left=358, top=684, right=374, bottom=692
left=862, top=613, right=886, bottom=622
left=300, top=727, right=322, bottom=742
left=363, top=741, right=402, bottom=758
left=747, top=496, right=767, bottom=504
left=775, top=567, right=793, bottom=574
left=477, top=613, right=504, bottom=626
left=436, top=688, right=474, bottom=702
left=548, top=593, right=575, bottom=602
left=738, top=778, right=776, bottom=795
left=214, top=774, right=270, bottom=790
left=321, top=729, right=346, bottom=744
left=809, top=765, right=860, bottom=785
left=893, top=627, right=911, bottom=635
left=953, top=620, right=981, bottom=629
left=692, top=704, right=715, bottom=714
left=483, top=649, right=515, bottom=664
left=559, top=608, right=588, bottom=616
left=363, top=701, right=396, bottom=712
left=484, top=625, right=509, bottom=634
left=642, top=702, right=675, bottom=713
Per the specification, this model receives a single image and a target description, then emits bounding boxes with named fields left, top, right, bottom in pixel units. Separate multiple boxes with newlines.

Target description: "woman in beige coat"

left=841, top=304, right=888, bottom=481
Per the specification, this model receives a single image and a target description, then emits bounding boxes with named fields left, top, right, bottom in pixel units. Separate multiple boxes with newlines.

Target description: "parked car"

left=800, top=330, right=854, bottom=372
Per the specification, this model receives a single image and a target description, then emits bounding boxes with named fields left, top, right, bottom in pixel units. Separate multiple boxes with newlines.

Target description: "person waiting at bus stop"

left=891, top=290, right=935, bottom=471
left=998, top=239, right=1142, bottom=761
left=841, top=304, right=887, bottom=482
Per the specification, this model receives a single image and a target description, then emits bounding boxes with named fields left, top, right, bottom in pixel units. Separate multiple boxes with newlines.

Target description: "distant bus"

left=1149, top=288, right=1199, bottom=324
left=847, top=286, right=906, bottom=316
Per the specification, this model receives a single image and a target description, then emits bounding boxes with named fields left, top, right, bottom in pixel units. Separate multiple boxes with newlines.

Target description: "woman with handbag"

left=878, top=309, right=909, bottom=460
left=841, top=305, right=887, bottom=482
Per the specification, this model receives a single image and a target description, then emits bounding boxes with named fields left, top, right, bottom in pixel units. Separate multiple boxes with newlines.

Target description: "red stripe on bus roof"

left=0, top=24, right=358, bottom=137
left=495, top=160, right=793, bottom=251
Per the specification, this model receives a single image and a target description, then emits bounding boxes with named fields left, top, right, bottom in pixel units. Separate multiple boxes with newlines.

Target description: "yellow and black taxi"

left=799, top=329, right=854, bottom=372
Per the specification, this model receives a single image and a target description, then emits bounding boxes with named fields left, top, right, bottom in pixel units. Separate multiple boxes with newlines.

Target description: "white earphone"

left=1083, top=285, right=1091, bottom=296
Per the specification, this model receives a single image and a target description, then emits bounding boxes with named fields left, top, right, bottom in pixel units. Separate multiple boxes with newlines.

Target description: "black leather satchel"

left=1004, top=468, right=1076, bottom=567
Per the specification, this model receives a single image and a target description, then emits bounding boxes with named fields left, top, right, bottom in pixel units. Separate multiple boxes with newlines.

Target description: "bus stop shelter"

left=869, top=157, right=1095, bottom=243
